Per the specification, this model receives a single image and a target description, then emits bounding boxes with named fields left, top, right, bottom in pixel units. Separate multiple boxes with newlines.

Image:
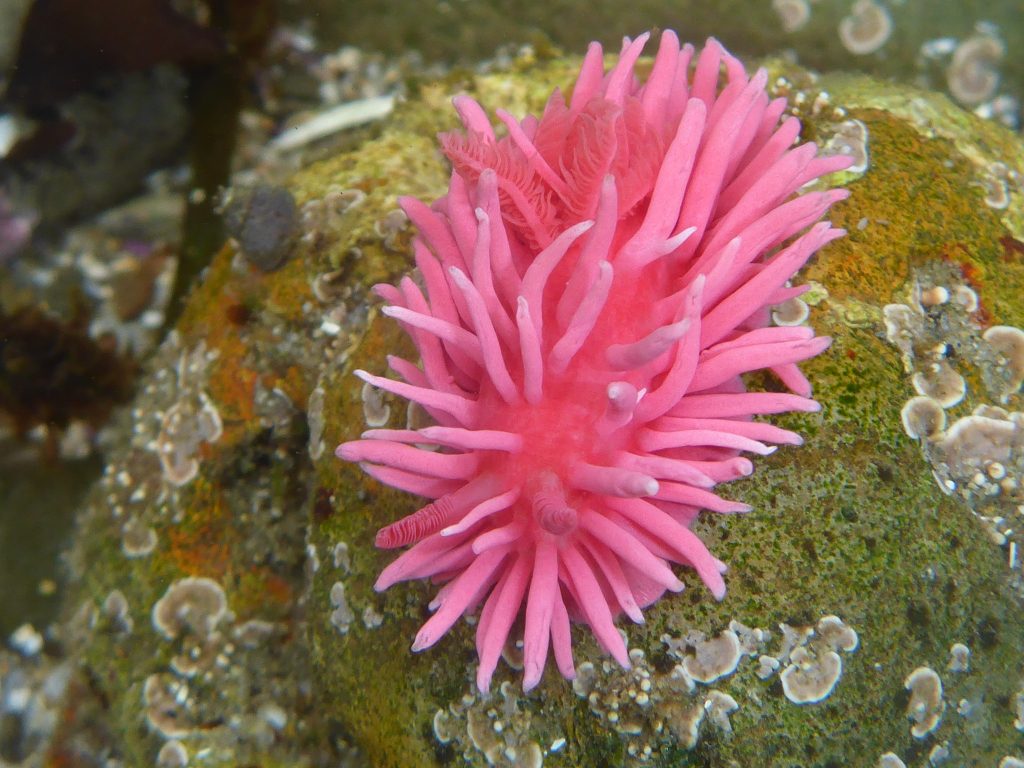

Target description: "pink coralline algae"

left=337, top=31, right=851, bottom=693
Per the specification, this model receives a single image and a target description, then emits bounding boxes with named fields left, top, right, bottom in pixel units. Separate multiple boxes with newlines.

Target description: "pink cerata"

left=337, top=30, right=851, bottom=693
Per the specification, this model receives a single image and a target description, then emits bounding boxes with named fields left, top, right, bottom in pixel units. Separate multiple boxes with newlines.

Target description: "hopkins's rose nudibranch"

left=337, top=30, right=851, bottom=693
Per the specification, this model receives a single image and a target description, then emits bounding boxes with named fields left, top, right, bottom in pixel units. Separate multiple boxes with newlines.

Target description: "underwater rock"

left=223, top=184, right=300, bottom=272
left=53, top=46, right=1024, bottom=768
left=302, top=0, right=1023, bottom=129
left=0, top=66, right=189, bottom=227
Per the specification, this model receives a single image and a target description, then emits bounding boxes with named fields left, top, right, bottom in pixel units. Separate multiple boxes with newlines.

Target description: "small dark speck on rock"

left=225, top=302, right=252, bottom=325
left=943, top=579, right=958, bottom=603
left=649, top=647, right=676, bottom=674
left=786, top=610, right=815, bottom=626
left=906, top=600, right=931, bottom=627
left=426, top=722, right=456, bottom=765
left=314, top=488, right=334, bottom=522
left=224, top=185, right=298, bottom=271
left=894, top=686, right=911, bottom=711
left=801, top=538, right=819, bottom=562
left=977, top=616, right=1000, bottom=649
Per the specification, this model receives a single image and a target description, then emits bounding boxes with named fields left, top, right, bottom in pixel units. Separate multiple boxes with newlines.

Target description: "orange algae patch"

left=807, top=110, right=1003, bottom=306
left=170, top=243, right=262, bottom=447
left=164, top=481, right=233, bottom=582
left=235, top=569, right=295, bottom=618
left=175, top=243, right=239, bottom=338
left=174, top=241, right=319, bottom=446
left=208, top=359, right=258, bottom=444
left=162, top=479, right=296, bottom=620
left=267, top=365, right=312, bottom=411
left=264, top=253, right=315, bottom=322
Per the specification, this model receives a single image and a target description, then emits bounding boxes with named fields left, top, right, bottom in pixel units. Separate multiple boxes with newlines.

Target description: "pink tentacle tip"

left=411, top=631, right=435, bottom=653
left=522, top=665, right=543, bottom=693
left=335, top=441, right=381, bottom=464
left=335, top=29, right=848, bottom=693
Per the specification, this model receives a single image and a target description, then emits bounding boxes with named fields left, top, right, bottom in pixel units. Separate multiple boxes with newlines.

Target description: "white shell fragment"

left=682, top=630, right=742, bottom=684
left=947, top=643, right=970, bottom=673
left=772, top=296, right=810, bottom=327
left=947, top=35, right=1005, bottom=107
left=773, top=0, right=811, bottom=33
left=816, top=615, right=859, bottom=652
left=704, top=690, right=739, bottom=733
left=271, top=95, right=395, bottom=152
left=780, top=646, right=843, bottom=704
left=838, top=0, right=892, bottom=55
left=9, top=624, right=44, bottom=657
left=905, top=666, right=944, bottom=738
left=143, top=674, right=194, bottom=738
left=156, top=739, right=189, bottom=768
left=151, top=577, right=228, bottom=640
left=824, top=119, right=869, bottom=174
left=121, top=516, right=158, bottom=557
left=983, top=325, right=1024, bottom=397
left=901, top=396, right=946, bottom=440
left=911, top=361, right=966, bottom=408
left=329, top=581, right=355, bottom=634
left=361, top=380, right=391, bottom=427
left=878, top=754, right=907, bottom=768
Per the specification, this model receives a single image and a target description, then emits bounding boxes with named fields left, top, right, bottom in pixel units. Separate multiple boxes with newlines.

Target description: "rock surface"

left=301, top=0, right=1023, bottom=127
left=51, top=51, right=1024, bottom=768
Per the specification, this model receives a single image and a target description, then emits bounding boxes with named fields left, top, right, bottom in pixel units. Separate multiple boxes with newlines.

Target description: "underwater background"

left=1, top=1, right=1023, bottom=766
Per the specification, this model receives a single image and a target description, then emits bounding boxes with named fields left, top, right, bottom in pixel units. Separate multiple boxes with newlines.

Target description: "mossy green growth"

left=56, top=49, right=1024, bottom=768
left=828, top=74, right=1024, bottom=244
left=307, top=62, right=1024, bottom=768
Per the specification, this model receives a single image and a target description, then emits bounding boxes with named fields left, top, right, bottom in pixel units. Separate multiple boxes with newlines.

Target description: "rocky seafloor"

left=2, top=48, right=1023, bottom=768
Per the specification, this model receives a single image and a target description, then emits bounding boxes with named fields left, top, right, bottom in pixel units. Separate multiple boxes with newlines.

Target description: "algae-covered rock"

left=301, top=0, right=1023, bottom=126
left=55, top=51, right=1023, bottom=768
